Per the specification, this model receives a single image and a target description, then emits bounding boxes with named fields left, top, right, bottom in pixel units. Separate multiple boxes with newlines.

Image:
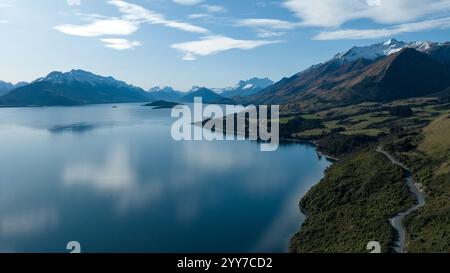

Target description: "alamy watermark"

left=171, top=98, right=280, bottom=152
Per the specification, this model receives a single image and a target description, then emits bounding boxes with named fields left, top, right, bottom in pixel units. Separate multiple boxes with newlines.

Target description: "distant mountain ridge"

left=181, top=87, right=233, bottom=104
left=148, top=86, right=183, bottom=102
left=0, top=70, right=265, bottom=107
left=250, top=39, right=450, bottom=112
left=3, top=39, right=449, bottom=109
left=333, top=38, right=443, bottom=63
left=216, top=78, right=274, bottom=98
left=0, top=81, right=29, bottom=97
left=0, top=70, right=151, bottom=106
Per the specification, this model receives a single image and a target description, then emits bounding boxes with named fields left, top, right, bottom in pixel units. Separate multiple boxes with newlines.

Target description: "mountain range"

left=0, top=81, right=28, bottom=97
left=2, top=39, right=450, bottom=109
left=250, top=39, right=450, bottom=112
left=213, top=78, right=274, bottom=98
left=0, top=70, right=151, bottom=106
left=181, top=87, right=234, bottom=104
left=148, top=86, right=184, bottom=102
left=0, top=71, right=270, bottom=106
left=146, top=78, right=273, bottom=102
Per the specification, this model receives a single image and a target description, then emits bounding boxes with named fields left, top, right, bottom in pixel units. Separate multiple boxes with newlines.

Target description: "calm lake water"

left=0, top=103, right=331, bottom=253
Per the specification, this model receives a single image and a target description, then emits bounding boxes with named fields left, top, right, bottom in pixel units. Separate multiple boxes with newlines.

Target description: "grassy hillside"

left=290, top=150, right=415, bottom=253
left=286, top=98, right=450, bottom=253
left=419, top=114, right=450, bottom=159
left=385, top=114, right=450, bottom=252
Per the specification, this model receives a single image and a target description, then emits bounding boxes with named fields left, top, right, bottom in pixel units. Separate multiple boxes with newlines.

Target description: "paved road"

left=377, top=147, right=426, bottom=253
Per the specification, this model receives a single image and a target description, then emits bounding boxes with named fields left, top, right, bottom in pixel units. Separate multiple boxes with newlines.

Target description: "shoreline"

left=197, top=120, right=339, bottom=253
left=196, top=120, right=340, bottom=162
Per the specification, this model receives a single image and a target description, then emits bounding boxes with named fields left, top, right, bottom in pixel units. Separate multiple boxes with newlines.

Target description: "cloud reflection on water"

left=0, top=208, right=58, bottom=237
left=63, top=144, right=163, bottom=211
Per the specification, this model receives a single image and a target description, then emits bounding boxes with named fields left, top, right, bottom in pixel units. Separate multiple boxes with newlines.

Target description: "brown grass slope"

left=253, top=49, right=450, bottom=112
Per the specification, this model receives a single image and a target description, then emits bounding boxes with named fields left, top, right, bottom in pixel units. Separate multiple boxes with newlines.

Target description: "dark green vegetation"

left=383, top=115, right=450, bottom=252
left=270, top=43, right=450, bottom=251
left=142, top=100, right=183, bottom=109
left=290, top=150, right=415, bottom=253
left=389, top=106, right=414, bottom=117
left=284, top=97, right=450, bottom=253
left=279, top=116, right=323, bottom=139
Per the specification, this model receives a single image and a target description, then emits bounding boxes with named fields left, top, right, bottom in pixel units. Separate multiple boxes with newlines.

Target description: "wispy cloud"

left=0, top=3, right=11, bottom=23
left=109, top=0, right=208, bottom=33
left=172, top=0, right=226, bottom=14
left=237, top=18, right=299, bottom=30
left=201, top=4, right=226, bottom=13
left=173, top=0, right=203, bottom=5
left=55, top=18, right=139, bottom=37
left=256, top=31, right=287, bottom=38
left=101, top=38, right=142, bottom=50
left=314, top=16, right=450, bottom=40
left=237, top=18, right=298, bottom=38
left=283, top=0, right=450, bottom=28
left=171, top=35, right=282, bottom=61
left=188, top=13, right=211, bottom=19
left=66, top=0, right=81, bottom=6
left=55, top=0, right=208, bottom=39
left=279, top=0, right=450, bottom=40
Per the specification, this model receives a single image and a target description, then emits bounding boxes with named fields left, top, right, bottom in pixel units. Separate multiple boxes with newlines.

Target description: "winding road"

left=376, top=147, right=426, bottom=253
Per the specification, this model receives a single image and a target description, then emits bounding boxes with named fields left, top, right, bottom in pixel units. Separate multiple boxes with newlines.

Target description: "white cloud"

left=0, top=3, right=11, bottom=23
left=173, top=0, right=203, bottom=5
left=201, top=4, right=226, bottom=13
left=55, top=18, right=138, bottom=37
left=171, top=35, right=282, bottom=60
left=109, top=0, right=208, bottom=33
left=283, top=0, right=450, bottom=28
left=172, top=0, right=226, bottom=13
left=101, top=38, right=142, bottom=50
left=314, top=16, right=450, bottom=40
left=55, top=0, right=208, bottom=38
left=257, top=31, right=287, bottom=38
left=188, top=13, right=210, bottom=19
left=237, top=18, right=297, bottom=38
left=66, top=0, right=81, bottom=6
left=237, top=18, right=299, bottom=30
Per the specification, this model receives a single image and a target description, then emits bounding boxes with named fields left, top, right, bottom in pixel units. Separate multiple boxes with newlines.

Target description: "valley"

left=1, top=38, right=450, bottom=253
left=282, top=97, right=450, bottom=252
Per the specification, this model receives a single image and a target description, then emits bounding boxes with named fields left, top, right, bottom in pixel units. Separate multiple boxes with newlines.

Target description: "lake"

left=0, top=103, right=331, bottom=253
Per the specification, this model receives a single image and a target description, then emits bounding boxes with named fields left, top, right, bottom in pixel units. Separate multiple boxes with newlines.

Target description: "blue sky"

left=1, top=0, right=450, bottom=90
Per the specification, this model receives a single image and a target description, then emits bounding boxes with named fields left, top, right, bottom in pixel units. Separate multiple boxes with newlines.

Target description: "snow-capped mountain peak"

left=335, top=38, right=406, bottom=63
left=334, top=38, right=442, bottom=63
left=189, top=86, right=203, bottom=93
left=218, top=77, right=274, bottom=97
left=0, top=81, right=29, bottom=96
left=149, top=86, right=176, bottom=93
left=242, top=83, right=255, bottom=90
left=33, top=69, right=131, bottom=89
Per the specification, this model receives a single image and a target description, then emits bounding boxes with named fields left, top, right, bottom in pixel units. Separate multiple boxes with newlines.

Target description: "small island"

left=142, top=100, right=183, bottom=109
